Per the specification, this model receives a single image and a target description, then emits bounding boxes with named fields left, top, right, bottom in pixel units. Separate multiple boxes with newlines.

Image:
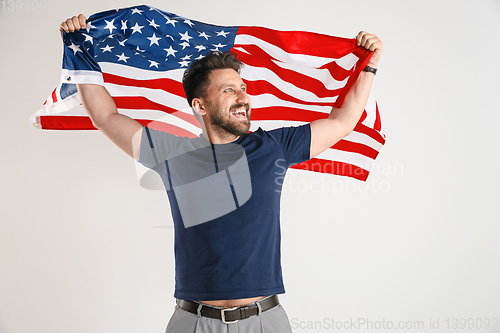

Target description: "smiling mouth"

left=231, top=108, right=247, bottom=118
left=230, top=104, right=250, bottom=119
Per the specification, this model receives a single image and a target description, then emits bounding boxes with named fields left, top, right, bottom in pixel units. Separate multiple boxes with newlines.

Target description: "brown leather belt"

left=176, top=295, right=280, bottom=324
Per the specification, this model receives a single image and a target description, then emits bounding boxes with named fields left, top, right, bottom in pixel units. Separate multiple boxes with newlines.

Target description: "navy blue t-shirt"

left=139, top=125, right=311, bottom=301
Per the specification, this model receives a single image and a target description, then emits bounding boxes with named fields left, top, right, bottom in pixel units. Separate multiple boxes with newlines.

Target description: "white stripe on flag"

left=360, top=90, right=377, bottom=128
left=316, top=148, right=375, bottom=170
left=249, top=94, right=333, bottom=113
left=104, top=83, right=191, bottom=113
left=335, top=53, right=360, bottom=71
left=61, top=69, right=105, bottom=85
left=99, top=62, right=185, bottom=81
left=342, top=131, right=384, bottom=152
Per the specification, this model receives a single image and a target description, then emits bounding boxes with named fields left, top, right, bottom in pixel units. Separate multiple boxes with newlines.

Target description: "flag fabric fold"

left=30, top=4, right=385, bottom=181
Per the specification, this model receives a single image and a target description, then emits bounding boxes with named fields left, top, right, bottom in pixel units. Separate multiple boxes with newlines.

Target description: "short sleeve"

left=266, top=124, right=311, bottom=166
left=138, top=126, right=186, bottom=169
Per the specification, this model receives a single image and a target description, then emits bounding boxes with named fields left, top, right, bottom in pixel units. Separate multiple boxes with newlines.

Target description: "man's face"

left=203, top=68, right=251, bottom=137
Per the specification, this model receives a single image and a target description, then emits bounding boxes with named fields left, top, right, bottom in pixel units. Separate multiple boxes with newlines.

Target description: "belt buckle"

left=221, top=307, right=239, bottom=324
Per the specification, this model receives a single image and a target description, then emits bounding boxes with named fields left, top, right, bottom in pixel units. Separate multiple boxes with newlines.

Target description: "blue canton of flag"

left=63, top=5, right=237, bottom=76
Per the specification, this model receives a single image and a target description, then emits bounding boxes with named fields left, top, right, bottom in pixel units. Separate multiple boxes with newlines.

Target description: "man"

left=60, top=14, right=383, bottom=333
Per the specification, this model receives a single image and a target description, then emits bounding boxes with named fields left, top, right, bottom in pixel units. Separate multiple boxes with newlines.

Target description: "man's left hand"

left=356, top=31, right=383, bottom=68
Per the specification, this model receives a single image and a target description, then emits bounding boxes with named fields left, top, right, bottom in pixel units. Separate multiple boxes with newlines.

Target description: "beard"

left=208, top=102, right=251, bottom=137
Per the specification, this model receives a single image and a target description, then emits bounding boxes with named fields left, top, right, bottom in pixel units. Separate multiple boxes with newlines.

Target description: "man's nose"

left=236, top=89, right=250, bottom=105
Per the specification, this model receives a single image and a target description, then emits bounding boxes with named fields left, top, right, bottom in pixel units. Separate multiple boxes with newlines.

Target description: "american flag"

left=30, top=5, right=385, bottom=181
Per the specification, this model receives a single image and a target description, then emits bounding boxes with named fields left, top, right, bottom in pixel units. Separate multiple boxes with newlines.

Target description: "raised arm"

left=309, top=31, right=383, bottom=158
left=60, top=15, right=143, bottom=160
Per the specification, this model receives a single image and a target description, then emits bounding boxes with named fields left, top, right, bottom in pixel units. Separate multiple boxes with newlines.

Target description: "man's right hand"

left=59, top=14, right=87, bottom=33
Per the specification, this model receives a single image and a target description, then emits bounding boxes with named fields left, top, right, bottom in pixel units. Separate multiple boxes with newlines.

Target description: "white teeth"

left=231, top=109, right=245, bottom=116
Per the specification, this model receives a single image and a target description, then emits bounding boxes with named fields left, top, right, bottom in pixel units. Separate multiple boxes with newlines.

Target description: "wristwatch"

left=363, top=65, right=377, bottom=75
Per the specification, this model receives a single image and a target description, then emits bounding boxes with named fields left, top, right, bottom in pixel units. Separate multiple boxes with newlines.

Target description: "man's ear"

left=191, top=98, right=206, bottom=117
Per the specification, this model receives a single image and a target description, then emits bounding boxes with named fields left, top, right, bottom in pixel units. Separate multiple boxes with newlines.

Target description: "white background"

left=1, top=0, right=500, bottom=332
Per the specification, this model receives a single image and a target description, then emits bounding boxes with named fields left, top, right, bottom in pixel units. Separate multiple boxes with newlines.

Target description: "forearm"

left=77, top=83, right=143, bottom=159
left=309, top=31, right=382, bottom=158
left=327, top=69, right=375, bottom=136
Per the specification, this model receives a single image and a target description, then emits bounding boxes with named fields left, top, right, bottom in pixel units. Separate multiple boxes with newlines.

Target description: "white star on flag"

left=184, top=19, right=194, bottom=27
left=131, top=8, right=143, bottom=15
left=147, top=33, right=162, bottom=46
left=104, top=19, right=116, bottom=34
left=85, top=21, right=96, bottom=33
left=216, top=30, right=229, bottom=37
left=147, top=19, right=160, bottom=29
left=116, top=53, right=130, bottom=62
left=164, top=46, right=177, bottom=57
left=131, top=23, right=144, bottom=34
left=121, top=20, right=128, bottom=33
left=198, top=32, right=210, bottom=40
left=82, top=34, right=94, bottom=44
left=149, top=60, right=160, bottom=68
left=179, top=31, right=193, bottom=42
left=101, top=45, right=114, bottom=52
left=67, top=42, right=82, bottom=55
left=195, top=45, right=206, bottom=52
left=165, top=18, right=177, bottom=26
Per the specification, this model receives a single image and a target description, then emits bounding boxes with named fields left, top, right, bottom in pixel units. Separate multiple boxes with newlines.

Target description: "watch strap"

left=363, top=65, right=377, bottom=75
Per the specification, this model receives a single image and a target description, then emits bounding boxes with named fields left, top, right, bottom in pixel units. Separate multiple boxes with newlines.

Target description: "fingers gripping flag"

left=30, top=5, right=385, bottom=181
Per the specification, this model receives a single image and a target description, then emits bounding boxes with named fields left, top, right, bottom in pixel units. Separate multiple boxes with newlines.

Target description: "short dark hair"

left=182, top=51, right=244, bottom=107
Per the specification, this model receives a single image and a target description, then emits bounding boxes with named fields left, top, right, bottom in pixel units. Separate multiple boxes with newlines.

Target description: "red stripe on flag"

left=353, top=123, right=386, bottom=145
left=237, top=27, right=359, bottom=58
left=319, top=61, right=356, bottom=83
left=331, top=140, right=380, bottom=160
left=358, top=110, right=367, bottom=123
left=51, top=88, right=57, bottom=104
left=37, top=115, right=196, bottom=138
left=374, top=102, right=382, bottom=132
left=251, top=106, right=326, bottom=122
left=102, top=73, right=186, bottom=99
left=39, top=115, right=97, bottom=130
left=292, top=158, right=369, bottom=181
